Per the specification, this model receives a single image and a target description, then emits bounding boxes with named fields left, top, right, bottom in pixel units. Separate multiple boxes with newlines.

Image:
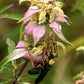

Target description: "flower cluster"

left=9, top=0, right=71, bottom=67
left=20, top=0, right=71, bottom=45
left=10, top=41, right=48, bottom=64
left=10, top=33, right=56, bottom=67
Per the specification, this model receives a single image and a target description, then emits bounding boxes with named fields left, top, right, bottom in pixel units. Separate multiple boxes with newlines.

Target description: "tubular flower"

left=20, top=0, right=71, bottom=45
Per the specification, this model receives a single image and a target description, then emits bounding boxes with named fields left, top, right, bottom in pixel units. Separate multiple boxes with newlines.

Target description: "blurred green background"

left=0, top=0, right=84, bottom=84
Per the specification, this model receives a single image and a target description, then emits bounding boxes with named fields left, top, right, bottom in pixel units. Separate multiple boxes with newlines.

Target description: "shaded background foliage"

left=0, top=0, right=84, bottom=84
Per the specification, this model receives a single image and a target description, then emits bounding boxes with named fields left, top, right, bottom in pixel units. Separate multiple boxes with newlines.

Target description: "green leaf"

left=22, top=74, right=38, bottom=79
left=73, top=74, right=82, bottom=82
left=11, top=60, right=17, bottom=69
left=0, top=70, right=11, bottom=75
left=2, top=63, right=14, bottom=70
left=6, top=38, right=17, bottom=69
left=2, top=77, right=15, bottom=83
left=0, top=4, right=13, bottom=13
left=15, top=71, right=19, bottom=79
left=17, top=59, right=25, bottom=67
left=0, top=56, right=10, bottom=67
left=6, top=38, right=15, bottom=53
left=0, top=13, right=23, bottom=20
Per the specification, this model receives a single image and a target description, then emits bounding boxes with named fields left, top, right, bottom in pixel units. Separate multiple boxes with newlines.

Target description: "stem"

left=18, top=60, right=28, bottom=77
left=12, top=60, right=28, bottom=84
left=63, top=0, right=73, bottom=8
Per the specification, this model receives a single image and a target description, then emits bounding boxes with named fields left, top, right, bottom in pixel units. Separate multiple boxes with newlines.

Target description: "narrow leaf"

left=22, top=74, right=38, bottom=78
left=0, top=56, right=10, bottom=67
left=3, top=63, right=13, bottom=69
left=2, top=77, right=15, bottom=83
left=15, top=71, right=19, bottom=79
left=0, top=13, right=23, bottom=20
left=0, top=4, right=13, bottom=13
left=0, top=70, right=11, bottom=75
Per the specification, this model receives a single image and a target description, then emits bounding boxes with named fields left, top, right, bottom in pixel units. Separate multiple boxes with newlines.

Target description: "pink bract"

left=10, top=41, right=48, bottom=64
left=25, top=22, right=46, bottom=45
left=23, top=6, right=41, bottom=24
left=25, top=22, right=35, bottom=36
left=33, top=25, right=46, bottom=45
left=16, top=41, right=28, bottom=48
left=56, top=13, right=70, bottom=25
left=49, top=22, right=72, bottom=45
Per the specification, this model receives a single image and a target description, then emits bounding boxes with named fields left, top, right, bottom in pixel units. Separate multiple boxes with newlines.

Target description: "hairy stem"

left=12, top=60, right=28, bottom=84
left=18, top=60, right=28, bottom=77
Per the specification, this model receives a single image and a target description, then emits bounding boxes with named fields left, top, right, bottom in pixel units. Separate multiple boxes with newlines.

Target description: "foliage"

left=0, top=13, right=23, bottom=20
left=73, top=74, right=82, bottom=82
left=0, top=4, right=13, bottom=13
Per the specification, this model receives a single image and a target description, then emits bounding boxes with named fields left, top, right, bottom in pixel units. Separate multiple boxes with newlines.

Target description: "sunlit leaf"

left=6, top=38, right=18, bottom=69
left=6, top=38, right=16, bottom=53
left=0, top=4, right=13, bottom=13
